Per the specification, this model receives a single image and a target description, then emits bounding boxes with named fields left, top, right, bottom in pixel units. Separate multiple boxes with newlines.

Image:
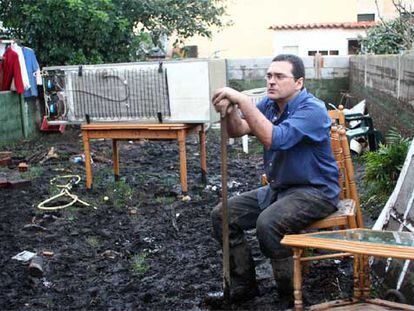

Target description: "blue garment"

left=256, top=89, right=340, bottom=208
left=22, top=47, right=39, bottom=98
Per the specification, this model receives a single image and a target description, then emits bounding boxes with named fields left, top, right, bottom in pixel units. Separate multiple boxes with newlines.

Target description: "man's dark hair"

left=272, top=54, right=305, bottom=80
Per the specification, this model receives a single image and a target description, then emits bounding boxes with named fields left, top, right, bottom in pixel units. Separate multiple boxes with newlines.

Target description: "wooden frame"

left=81, top=123, right=207, bottom=194
left=282, top=229, right=414, bottom=311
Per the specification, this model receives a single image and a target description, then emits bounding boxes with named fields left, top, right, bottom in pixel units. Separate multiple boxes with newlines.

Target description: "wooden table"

left=81, top=123, right=206, bottom=194
left=281, top=229, right=414, bottom=311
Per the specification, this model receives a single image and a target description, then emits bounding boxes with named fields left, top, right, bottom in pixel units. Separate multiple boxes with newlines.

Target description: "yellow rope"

left=37, top=175, right=91, bottom=210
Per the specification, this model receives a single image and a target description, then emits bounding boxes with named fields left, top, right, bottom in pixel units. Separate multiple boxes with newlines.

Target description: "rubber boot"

left=204, top=242, right=259, bottom=308
left=271, top=257, right=294, bottom=308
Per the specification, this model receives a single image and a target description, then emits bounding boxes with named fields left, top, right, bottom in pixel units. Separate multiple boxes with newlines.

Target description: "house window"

left=308, top=50, right=337, bottom=56
left=348, top=40, right=360, bottom=55
left=357, top=13, right=375, bottom=21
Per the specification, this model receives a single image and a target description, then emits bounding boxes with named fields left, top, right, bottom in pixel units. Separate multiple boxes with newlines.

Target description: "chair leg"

left=347, top=215, right=358, bottom=229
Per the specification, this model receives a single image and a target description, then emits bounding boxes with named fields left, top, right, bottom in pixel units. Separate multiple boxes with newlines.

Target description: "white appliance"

left=42, top=59, right=226, bottom=124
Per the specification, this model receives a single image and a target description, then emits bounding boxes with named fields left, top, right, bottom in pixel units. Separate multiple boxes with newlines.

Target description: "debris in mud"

left=28, top=255, right=44, bottom=277
left=18, top=162, right=28, bottom=172
left=37, top=175, right=92, bottom=211
left=42, top=250, right=54, bottom=257
left=39, top=147, right=59, bottom=164
left=12, top=250, right=37, bottom=262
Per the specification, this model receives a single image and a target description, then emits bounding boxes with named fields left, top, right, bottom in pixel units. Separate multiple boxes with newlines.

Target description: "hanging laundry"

left=22, top=47, right=40, bottom=97
left=11, top=43, right=30, bottom=91
left=0, top=59, right=3, bottom=90
left=1, top=47, right=24, bottom=94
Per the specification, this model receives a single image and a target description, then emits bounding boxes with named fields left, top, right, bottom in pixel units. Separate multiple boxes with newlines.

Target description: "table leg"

left=361, top=255, right=371, bottom=299
left=293, top=248, right=304, bottom=311
left=82, top=131, right=93, bottom=189
left=199, top=124, right=207, bottom=184
left=112, top=139, right=120, bottom=181
left=353, top=255, right=362, bottom=299
left=178, top=129, right=188, bottom=195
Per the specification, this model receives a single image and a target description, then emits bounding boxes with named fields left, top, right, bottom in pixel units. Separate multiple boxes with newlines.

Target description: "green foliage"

left=154, top=195, right=175, bottom=205
left=130, top=252, right=150, bottom=274
left=360, top=17, right=414, bottom=54
left=86, top=235, right=101, bottom=248
left=0, top=0, right=227, bottom=66
left=362, top=128, right=411, bottom=218
left=20, top=166, right=44, bottom=181
left=107, top=179, right=133, bottom=209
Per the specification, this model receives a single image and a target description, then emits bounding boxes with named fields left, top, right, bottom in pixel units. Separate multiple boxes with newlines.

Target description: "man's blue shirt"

left=256, top=89, right=340, bottom=207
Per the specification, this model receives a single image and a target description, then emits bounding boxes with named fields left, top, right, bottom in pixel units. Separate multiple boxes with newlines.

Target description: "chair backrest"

left=330, top=125, right=364, bottom=228
left=328, top=105, right=346, bottom=127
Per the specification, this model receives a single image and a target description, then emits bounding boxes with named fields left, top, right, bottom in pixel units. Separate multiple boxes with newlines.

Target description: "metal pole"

left=220, top=115, right=231, bottom=302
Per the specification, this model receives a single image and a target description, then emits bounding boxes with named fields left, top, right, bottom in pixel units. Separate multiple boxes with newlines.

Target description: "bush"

left=361, top=128, right=411, bottom=219
left=360, top=17, right=414, bottom=55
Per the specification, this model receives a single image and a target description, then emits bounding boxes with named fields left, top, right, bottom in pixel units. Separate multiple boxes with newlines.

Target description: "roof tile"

left=269, top=21, right=377, bottom=30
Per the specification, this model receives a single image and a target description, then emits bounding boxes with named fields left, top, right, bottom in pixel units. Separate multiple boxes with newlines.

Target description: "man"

left=208, top=54, right=340, bottom=306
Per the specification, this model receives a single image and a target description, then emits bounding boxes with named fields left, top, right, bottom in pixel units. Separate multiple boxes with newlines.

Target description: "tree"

left=0, top=0, right=227, bottom=66
left=360, top=0, right=414, bottom=54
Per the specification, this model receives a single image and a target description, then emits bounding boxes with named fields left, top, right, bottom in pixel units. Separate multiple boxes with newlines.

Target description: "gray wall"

left=0, top=91, right=42, bottom=144
left=349, top=54, right=414, bottom=137
left=227, top=56, right=350, bottom=106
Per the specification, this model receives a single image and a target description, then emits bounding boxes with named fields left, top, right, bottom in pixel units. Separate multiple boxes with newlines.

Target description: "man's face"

left=265, top=61, right=304, bottom=103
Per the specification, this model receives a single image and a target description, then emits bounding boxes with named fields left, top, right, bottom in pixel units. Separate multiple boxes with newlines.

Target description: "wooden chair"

left=262, top=116, right=366, bottom=306
left=307, top=125, right=363, bottom=230
left=327, top=105, right=346, bottom=127
left=261, top=125, right=363, bottom=230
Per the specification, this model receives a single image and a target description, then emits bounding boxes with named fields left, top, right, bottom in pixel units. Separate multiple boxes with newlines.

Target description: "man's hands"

left=212, top=87, right=272, bottom=147
left=212, top=87, right=254, bottom=138
left=212, top=87, right=249, bottom=118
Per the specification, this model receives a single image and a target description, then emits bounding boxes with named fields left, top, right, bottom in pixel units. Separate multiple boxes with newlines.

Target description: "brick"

left=0, top=177, right=9, bottom=188
left=8, top=179, right=31, bottom=189
left=0, top=151, right=12, bottom=158
left=0, top=157, right=11, bottom=166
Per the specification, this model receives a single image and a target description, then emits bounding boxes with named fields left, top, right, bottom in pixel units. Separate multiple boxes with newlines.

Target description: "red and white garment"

left=1, top=46, right=24, bottom=94
left=11, top=43, right=30, bottom=90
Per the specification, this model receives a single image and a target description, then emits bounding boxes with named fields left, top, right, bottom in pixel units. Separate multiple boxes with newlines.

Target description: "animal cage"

left=42, top=59, right=226, bottom=124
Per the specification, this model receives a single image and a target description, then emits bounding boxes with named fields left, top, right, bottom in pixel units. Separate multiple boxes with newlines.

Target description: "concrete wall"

left=0, top=91, right=41, bottom=144
left=227, top=56, right=349, bottom=105
left=349, top=54, right=414, bottom=137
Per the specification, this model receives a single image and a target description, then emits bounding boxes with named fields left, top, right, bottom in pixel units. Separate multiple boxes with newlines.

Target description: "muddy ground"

left=1, top=127, right=358, bottom=310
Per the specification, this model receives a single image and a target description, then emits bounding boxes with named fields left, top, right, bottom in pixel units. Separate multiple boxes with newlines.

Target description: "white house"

left=270, top=21, right=377, bottom=57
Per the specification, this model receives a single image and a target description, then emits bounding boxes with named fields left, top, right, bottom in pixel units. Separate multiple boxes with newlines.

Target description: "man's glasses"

left=264, top=73, right=295, bottom=82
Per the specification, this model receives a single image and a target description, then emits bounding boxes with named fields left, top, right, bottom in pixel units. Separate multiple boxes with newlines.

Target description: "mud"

left=0, top=127, right=354, bottom=310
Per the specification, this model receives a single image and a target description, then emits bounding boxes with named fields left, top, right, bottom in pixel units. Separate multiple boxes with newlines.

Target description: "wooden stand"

left=81, top=123, right=207, bottom=194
